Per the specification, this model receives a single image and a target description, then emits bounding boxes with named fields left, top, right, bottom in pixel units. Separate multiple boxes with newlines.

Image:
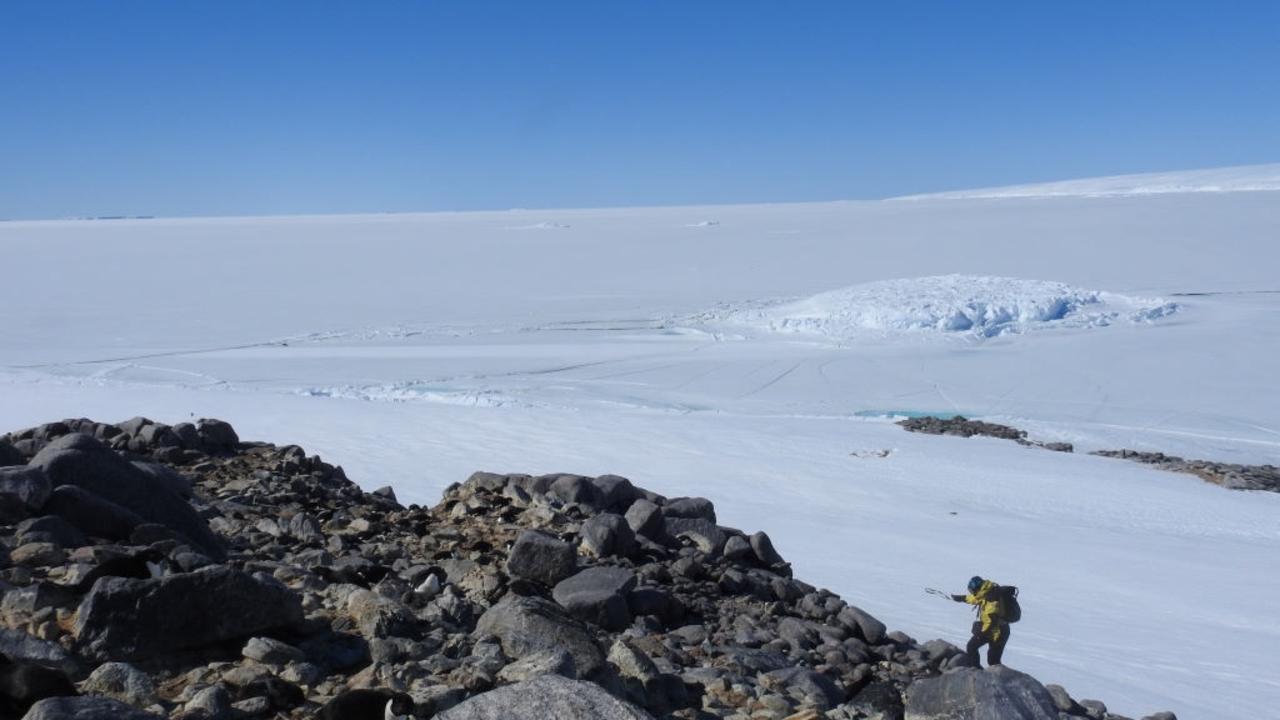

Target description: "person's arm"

left=951, top=594, right=968, bottom=602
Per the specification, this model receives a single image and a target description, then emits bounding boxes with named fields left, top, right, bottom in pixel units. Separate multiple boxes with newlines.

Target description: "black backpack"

left=992, top=585, right=1021, bottom=623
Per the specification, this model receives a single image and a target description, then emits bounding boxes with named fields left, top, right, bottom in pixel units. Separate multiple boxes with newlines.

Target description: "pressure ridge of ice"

left=691, top=275, right=1177, bottom=339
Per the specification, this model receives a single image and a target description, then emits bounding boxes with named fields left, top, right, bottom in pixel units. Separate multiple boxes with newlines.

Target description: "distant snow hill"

left=894, top=163, right=1280, bottom=200
left=685, top=275, right=1178, bottom=340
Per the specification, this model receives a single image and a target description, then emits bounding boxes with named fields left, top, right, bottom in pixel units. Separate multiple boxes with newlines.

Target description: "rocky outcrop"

left=1093, top=449, right=1280, bottom=492
left=0, top=417, right=1177, bottom=720
left=898, top=416, right=1073, bottom=453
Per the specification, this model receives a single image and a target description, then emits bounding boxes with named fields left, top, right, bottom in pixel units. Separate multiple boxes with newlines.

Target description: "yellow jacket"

left=965, top=579, right=1006, bottom=640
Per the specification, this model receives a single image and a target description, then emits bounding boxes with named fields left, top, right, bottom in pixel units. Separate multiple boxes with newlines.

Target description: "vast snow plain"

left=2, top=166, right=1278, bottom=718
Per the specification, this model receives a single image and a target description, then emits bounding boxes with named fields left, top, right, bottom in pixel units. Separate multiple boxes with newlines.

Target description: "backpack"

left=992, top=585, right=1021, bottom=623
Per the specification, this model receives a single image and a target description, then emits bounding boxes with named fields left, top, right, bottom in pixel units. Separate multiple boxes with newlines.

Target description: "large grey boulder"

left=505, top=530, right=577, bottom=586
left=624, top=499, right=665, bottom=540
left=0, top=467, right=52, bottom=509
left=435, top=674, right=654, bottom=720
left=30, top=434, right=224, bottom=559
left=73, top=566, right=303, bottom=661
left=904, top=666, right=1059, bottom=720
left=552, top=566, right=637, bottom=631
left=22, top=695, right=164, bottom=720
left=475, top=595, right=605, bottom=677
left=43, top=486, right=145, bottom=541
left=663, top=496, right=716, bottom=522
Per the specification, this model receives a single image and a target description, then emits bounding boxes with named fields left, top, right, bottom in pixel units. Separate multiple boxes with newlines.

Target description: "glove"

left=951, top=594, right=966, bottom=602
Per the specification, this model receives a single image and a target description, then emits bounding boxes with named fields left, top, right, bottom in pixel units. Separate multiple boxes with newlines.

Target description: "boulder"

left=495, top=648, right=578, bottom=683
left=750, top=531, right=785, bottom=566
left=838, top=605, right=887, bottom=645
left=552, top=566, right=637, bottom=631
left=624, top=499, right=665, bottom=540
left=505, top=530, right=577, bottom=586
left=22, top=696, right=164, bottom=720
left=73, top=566, right=304, bottom=661
left=30, top=434, right=224, bottom=559
left=129, top=462, right=193, bottom=498
left=580, top=513, right=636, bottom=558
left=762, top=666, right=844, bottom=710
left=345, top=589, right=419, bottom=639
left=0, top=628, right=81, bottom=676
left=81, top=661, right=158, bottom=708
left=242, top=636, right=306, bottom=665
left=0, top=440, right=23, bottom=467
left=196, top=418, right=239, bottom=451
left=475, top=595, right=605, bottom=678
left=590, top=474, right=640, bottom=512
left=904, top=666, right=1059, bottom=720
left=842, top=680, right=905, bottom=720
left=16, top=516, right=87, bottom=549
left=663, top=517, right=727, bottom=555
left=435, top=674, right=654, bottom=720
left=43, top=486, right=145, bottom=541
left=548, top=475, right=602, bottom=508
left=0, top=466, right=51, bottom=509
left=663, top=496, right=716, bottom=522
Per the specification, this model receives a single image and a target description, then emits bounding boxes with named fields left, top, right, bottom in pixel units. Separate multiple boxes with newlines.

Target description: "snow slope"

left=2, top=167, right=1279, bottom=719
left=895, top=162, right=1280, bottom=199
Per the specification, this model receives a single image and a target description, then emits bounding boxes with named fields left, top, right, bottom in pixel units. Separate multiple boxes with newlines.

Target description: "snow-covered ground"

left=2, top=166, right=1279, bottom=719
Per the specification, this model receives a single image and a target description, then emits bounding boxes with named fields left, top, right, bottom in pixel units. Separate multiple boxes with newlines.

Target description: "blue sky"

left=2, top=2, right=1277, bottom=219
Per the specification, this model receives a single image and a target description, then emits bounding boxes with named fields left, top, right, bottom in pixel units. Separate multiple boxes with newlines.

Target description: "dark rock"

left=435, top=674, right=654, bottom=719
left=30, top=434, right=224, bottom=559
left=0, top=467, right=51, bottom=510
left=0, top=441, right=23, bottom=467
left=43, top=486, right=145, bottom=541
left=22, top=695, right=164, bottom=720
left=663, top=496, right=716, bottom=522
left=0, top=628, right=81, bottom=676
left=663, top=516, right=727, bottom=555
left=548, top=474, right=602, bottom=508
left=590, top=475, right=640, bottom=512
left=15, top=516, right=86, bottom=549
left=73, top=566, right=303, bottom=661
left=553, top=566, right=637, bottom=631
left=844, top=679, right=905, bottom=720
left=624, top=499, right=665, bottom=540
left=580, top=513, right=636, bottom=558
left=838, top=605, right=888, bottom=644
left=130, top=462, right=193, bottom=498
left=762, top=666, right=844, bottom=709
left=904, top=666, right=1058, bottom=720
left=506, top=530, right=577, bottom=586
left=475, top=595, right=606, bottom=678
left=749, top=531, right=784, bottom=566
left=196, top=418, right=239, bottom=451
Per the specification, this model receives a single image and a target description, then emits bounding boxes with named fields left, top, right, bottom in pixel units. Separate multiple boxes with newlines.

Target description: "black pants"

left=965, top=621, right=1009, bottom=667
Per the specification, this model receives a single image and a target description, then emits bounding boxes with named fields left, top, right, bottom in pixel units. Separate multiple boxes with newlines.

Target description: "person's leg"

left=987, top=623, right=1009, bottom=666
left=965, top=621, right=987, bottom=667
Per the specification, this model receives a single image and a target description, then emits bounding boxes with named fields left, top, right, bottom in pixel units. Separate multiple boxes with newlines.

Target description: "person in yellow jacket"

left=951, top=575, right=1009, bottom=667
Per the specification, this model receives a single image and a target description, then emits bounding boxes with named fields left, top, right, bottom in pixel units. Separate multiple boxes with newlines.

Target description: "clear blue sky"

left=2, top=2, right=1277, bottom=219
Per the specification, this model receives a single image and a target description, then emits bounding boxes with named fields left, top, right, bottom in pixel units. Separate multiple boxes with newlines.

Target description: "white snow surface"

left=897, top=162, right=1280, bottom=199
left=2, top=168, right=1279, bottom=719
left=691, top=275, right=1177, bottom=339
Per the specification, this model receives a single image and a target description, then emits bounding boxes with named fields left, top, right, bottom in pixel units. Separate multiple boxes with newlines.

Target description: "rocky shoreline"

left=0, top=417, right=1177, bottom=719
left=898, top=416, right=1279, bottom=493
